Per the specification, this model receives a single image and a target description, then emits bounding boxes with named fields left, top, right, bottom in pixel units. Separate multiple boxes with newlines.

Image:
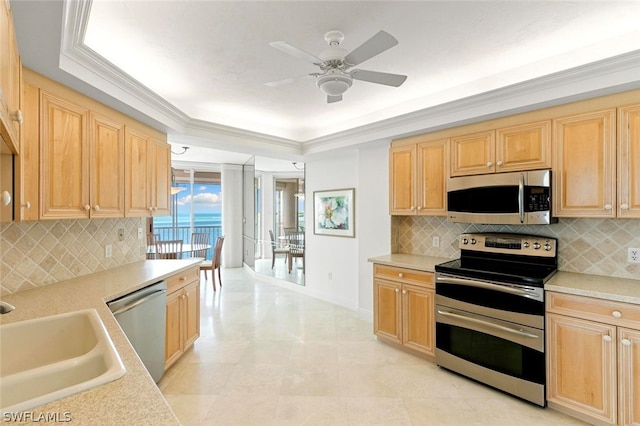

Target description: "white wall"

left=221, top=164, right=244, bottom=267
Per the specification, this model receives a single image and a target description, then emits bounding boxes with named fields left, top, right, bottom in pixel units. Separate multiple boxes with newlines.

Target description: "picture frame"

left=313, top=188, right=355, bottom=237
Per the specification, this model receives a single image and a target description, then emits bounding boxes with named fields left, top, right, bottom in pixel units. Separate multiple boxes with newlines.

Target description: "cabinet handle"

left=410, top=206, right=415, bottom=211
left=402, top=289, right=407, bottom=295
left=148, top=207, right=154, bottom=212
left=486, top=162, right=493, bottom=167
left=621, top=338, right=632, bottom=346
left=604, top=204, right=612, bottom=210
left=603, top=335, right=612, bottom=343
left=398, top=273, right=404, bottom=278
left=1, top=191, right=10, bottom=207
left=612, top=310, right=622, bottom=318
left=186, top=291, right=190, bottom=297
left=496, top=160, right=503, bottom=166
left=22, top=201, right=31, bottom=209
left=620, top=203, right=629, bottom=210
left=395, top=288, right=399, bottom=293
left=94, top=205, right=100, bottom=211
left=180, top=276, right=186, bottom=281
left=84, top=205, right=91, bottom=211
left=417, top=206, right=422, bottom=211
left=10, top=109, right=23, bottom=124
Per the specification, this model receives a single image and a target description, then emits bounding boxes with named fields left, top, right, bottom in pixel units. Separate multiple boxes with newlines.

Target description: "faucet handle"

left=0, top=301, right=16, bottom=314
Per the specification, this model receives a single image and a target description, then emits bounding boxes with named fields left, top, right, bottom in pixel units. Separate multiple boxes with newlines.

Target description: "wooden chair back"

left=191, top=232, right=210, bottom=259
left=155, top=239, right=183, bottom=259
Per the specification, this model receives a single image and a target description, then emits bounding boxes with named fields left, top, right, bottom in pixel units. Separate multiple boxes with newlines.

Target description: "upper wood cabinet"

left=389, top=138, right=447, bottom=216
left=450, top=121, right=551, bottom=176
left=16, top=82, right=39, bottom=221
left=0, top=0, right=22, bottom=154
left=617, top=104, right=640, bottom=218
left=90, top=112, right=125, bottom=218
left=553, top=109, right=616, bottom=218
left=124, top=128, right=171, bottom=217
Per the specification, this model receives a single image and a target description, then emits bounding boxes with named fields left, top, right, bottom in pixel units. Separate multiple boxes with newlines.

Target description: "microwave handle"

left=518, top=173, right=525, bottom=223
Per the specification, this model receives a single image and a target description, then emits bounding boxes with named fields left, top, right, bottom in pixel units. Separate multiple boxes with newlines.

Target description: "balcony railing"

left=153, top=225, right=222, bottom=259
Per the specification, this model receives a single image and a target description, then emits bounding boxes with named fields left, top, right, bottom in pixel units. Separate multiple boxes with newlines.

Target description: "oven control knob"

left=470, top=238, right=477, bottom=245
left=533, top=242, right=541, bottom=249
left=523, top=242, right=530, bottom=248
left=544, top=244, right=552, bottom=251
left=462, top=238, right=469, bottom=245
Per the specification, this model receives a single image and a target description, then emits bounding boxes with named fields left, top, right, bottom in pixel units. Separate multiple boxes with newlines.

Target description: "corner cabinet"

left=373, top=264, right=435, bottom=357
left=546, top=292, right=640, bottom=425
left=389, top=138, right=448, bottom=216
left=165, top=265, right=201, bottom=370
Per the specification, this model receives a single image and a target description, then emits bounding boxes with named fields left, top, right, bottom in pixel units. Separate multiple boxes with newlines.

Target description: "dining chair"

left=269, top=230, right=290, bottom=269
left=146, top=233, right=161, bottom=259
left=155, top=239, right=183, bottom=259
left=190, top=232, right=210, bottom=259
left=287, top=231, right=304, bottom=273
left=200, top=235, right=224, bottom=290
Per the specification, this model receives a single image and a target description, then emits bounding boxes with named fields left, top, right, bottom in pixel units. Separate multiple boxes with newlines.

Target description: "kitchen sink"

left=0, top=309, right=126, bottom=412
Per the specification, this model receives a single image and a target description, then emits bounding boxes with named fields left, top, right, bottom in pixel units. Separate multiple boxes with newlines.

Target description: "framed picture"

left=313, top=188, right=355, bottom=237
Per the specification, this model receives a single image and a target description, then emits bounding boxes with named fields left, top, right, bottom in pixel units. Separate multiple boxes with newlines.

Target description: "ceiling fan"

left=267, top=30, right=407, bottom=103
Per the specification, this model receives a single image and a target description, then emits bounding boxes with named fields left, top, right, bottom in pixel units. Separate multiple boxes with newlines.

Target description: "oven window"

left=436, top=283, right=543, bottom=315
left=448, top=186, right=519, bottom=213
left=436, top=323, right=545, bottom=384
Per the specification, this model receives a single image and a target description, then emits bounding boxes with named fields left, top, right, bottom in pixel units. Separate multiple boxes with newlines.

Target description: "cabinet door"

left=124, top=128, right=151, bottom=217
left=618, top=104, right=640, bottom=218
left=373, top=278, right=402, bottom=344
left=619, top=327, right=640, bottom=426
left=416, top=139, right=447, bottom=215
left=553, top=109, right=616, bottom=217
left=16, top=83, right=39, bottom=221
left=496, top=120, right=551, bottom=172
left=547, top=313, right=617, bottom=425
left=389, top=144, right=416, bottom=214
left=165, top=290, right=183, bottom=370
left=149, top=139, right=170, bottom=216
left=450, top=130, right=495, bottom=176
left=90, top=113, right=124, bottom=218
left=40, top=92, right=89, bottom=219
left=402, top=283, right=435, bottom=356
left=183, top=281, right=200, bottom=349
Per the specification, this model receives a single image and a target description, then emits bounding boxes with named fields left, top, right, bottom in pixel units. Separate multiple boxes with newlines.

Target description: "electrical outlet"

left=105, top=244, right=112, bottom=258
left=432, top=236, right=440, bottom=247
left=628, top=248, right=640, bottom=263
left=118, top=228, right=124, bottom=241
left=137, top=227, right=143, bottom=240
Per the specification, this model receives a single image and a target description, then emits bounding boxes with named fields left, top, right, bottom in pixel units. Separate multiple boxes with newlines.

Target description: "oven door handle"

left=518, top=172, right=525, bottom=223
left=436, top=275, right=539, bottom=298
left=437, top=310, right=539, bottom=339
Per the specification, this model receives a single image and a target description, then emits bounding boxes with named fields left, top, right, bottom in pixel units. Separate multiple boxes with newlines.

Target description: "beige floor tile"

left=280, top=363, right=340, bottom=396
left=342, top=397, right=412, bottom=425
left=202, top=394, right=279, bottom=426
left=163, top=394, right=217, bottom=425
left=274, top=396, right=348, bottom=425
left=221, top=363, right=286, bottom=395
left=162, top=362, right=234, bottom=395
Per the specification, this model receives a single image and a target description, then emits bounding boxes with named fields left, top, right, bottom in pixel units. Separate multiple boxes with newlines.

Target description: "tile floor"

left=158, top=268, right=586, bottom=425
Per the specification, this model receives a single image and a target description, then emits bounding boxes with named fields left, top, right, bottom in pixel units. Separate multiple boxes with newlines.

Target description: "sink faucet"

left=0, top=300, right=15, bottom=314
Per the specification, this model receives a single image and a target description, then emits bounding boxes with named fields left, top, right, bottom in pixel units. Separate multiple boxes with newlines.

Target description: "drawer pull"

left=402, top=289, right=407, bottom=295
left=603, top=335, right=612, bottom=343
left=621, top=339, right=632, bottom=346
left=180, top=276, right=186, bottom=281
left=395, top=288, right=399, bottom=293
left=612, top=310, right=622, bottom=318
left=398, top=273, right=404, bottom=278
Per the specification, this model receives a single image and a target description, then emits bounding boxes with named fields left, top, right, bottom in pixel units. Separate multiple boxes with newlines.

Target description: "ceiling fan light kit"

left=268, top=30, right=407, bottom=103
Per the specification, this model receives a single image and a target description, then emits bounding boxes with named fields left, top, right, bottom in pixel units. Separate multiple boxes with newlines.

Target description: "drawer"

left=167, top=266, right=200, bottom=294
left=546, top=291, right=640, bottom=329
left=374, top=264, right=434, bottom=288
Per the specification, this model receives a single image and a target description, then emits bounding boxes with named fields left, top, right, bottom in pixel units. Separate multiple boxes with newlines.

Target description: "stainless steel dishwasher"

left=108, top=281, right=167, bottom=382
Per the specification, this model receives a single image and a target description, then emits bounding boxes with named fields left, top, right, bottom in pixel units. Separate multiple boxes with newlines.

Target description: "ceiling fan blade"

left=327, top=94, right=342, bottom=103
left=351, top=69, right=407, bottom=87
left=343, top=30, right=398, bottom=67
left=269, top=41, right=322, bottom=64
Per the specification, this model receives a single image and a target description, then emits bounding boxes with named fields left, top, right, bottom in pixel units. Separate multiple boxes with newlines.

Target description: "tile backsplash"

left=1, top=218, right=147, bottom=295
left=393, top=216, right=640, bottom=280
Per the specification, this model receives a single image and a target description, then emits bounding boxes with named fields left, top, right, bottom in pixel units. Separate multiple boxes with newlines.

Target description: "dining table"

left=146, top=243, right=211, bottom=259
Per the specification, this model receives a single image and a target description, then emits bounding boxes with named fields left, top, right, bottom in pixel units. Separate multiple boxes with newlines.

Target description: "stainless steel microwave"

left=447, top=169, right=557, bottom=225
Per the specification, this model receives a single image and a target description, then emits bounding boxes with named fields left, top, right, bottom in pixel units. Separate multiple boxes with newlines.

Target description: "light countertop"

left=368, top=254, right=451, bottom=273
left=0, top=259, right=202, bottom=424
left=369, top=253, right=639, bottom=305
left=545, top=271, right=640, bottom=305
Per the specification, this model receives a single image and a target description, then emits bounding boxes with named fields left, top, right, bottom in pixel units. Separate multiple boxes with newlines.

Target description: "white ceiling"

left=10, top=0, right=640, bottom=170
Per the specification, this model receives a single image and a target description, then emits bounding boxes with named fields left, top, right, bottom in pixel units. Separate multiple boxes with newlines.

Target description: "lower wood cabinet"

left=165, top=266, right=200, bottom=370
left=373, top=264, right=435, bottom=357
left=546, top=292, right=640, bottom=425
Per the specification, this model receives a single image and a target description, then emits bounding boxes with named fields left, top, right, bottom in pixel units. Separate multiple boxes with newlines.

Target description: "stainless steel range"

left=434, top=233, right=558, bottom=407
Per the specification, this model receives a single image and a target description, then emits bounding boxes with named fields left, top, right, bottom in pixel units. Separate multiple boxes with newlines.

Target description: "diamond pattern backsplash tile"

left=392, top=216, right=640, bottom=280
left=0, top=218, right=147, bottom=295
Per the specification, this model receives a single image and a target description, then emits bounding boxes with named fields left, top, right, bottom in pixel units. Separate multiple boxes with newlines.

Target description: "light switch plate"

left=628, top=248, right=640, bottom=263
